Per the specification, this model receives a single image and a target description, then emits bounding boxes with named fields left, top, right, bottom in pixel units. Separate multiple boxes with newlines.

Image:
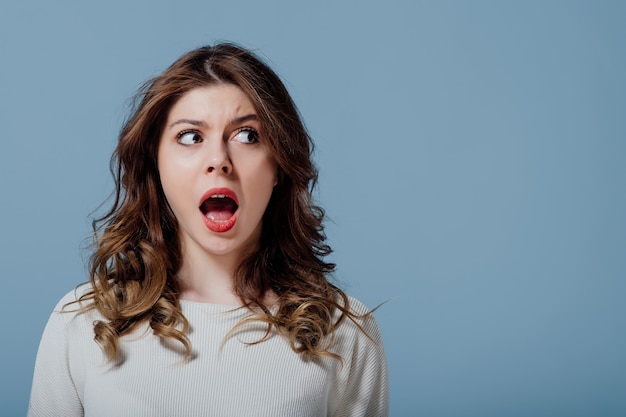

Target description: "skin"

left=158, top=84, right=277, bottom=305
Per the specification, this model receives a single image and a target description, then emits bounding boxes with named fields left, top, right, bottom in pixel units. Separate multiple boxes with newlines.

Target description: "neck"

left=175, top=245, right=243, bottom=306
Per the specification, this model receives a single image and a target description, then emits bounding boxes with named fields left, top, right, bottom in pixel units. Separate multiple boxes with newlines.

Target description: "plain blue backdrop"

left=1, top=1, right=625, bottom=416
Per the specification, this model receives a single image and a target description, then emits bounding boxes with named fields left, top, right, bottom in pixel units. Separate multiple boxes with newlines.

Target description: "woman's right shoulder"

left=35, top=284, right=102, bottom=352
left=50, top=283, right=98, bottom=320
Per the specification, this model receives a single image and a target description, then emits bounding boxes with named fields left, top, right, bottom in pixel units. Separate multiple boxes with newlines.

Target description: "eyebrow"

left=168, top=119, right=208, bottom=129
left=167, top=114, right=259, bottom=130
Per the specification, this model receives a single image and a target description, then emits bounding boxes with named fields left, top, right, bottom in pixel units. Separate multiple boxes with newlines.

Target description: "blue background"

left=1, top=1, right=625, bottom=416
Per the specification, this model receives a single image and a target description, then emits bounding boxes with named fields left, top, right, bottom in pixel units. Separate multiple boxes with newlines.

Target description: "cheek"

left=262, top=153, right=278, bottom=186
left=262, top=159, right=278, bottom=190
left=158, top=147, right=189, bottom=192
left=157, top=161, right=188, bottom=214
left=247, top=159, right=278, bottom=208
left=156, top=148, right=171, bottom=190
left=238, top=151, right=277, bottom=188
left=157, top=167, right=175, bottom=202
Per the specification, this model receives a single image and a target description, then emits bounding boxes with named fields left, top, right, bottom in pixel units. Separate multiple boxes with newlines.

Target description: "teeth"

left=210, top=194, right=226, bottom=199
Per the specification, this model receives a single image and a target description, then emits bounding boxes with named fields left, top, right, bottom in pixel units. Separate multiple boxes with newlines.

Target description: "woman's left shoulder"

left=333, top=294, right=384, bottom=344
left=343, top=295, right=373, bottom=315
left=329, top=294, right=389, bottom=415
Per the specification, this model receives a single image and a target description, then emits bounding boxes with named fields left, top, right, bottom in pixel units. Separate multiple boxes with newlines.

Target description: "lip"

left=199, top=187, right=239, bottom=233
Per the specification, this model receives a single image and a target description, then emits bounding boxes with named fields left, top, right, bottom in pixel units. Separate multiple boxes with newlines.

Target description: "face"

left=158, top=84, right=277, bottom=262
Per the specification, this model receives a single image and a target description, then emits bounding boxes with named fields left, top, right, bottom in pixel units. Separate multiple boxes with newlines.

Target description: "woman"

left=28, top=43, right=388, bottom=417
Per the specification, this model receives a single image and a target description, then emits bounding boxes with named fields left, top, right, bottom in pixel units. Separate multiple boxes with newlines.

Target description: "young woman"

left=28, top=43, right=388, bottom=417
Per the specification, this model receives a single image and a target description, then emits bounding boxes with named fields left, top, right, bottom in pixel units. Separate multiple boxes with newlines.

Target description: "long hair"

left=79, top=43, right=359, bottom=361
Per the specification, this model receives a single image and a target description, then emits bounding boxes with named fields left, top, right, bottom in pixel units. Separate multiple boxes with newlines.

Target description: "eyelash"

left=176, top=129, right=203, bottom=145
left=233, top=127, right=260, bottom=144
left=175, top=127, right=260, bottom=146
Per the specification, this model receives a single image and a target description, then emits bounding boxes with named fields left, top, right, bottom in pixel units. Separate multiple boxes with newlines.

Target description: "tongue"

left=201, top=199, right=237, bottom=221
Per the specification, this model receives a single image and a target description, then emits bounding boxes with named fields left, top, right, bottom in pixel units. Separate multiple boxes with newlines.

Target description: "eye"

left=176, top=130, right=203, bottom=145
left=233, top=128, right=260, bottom=144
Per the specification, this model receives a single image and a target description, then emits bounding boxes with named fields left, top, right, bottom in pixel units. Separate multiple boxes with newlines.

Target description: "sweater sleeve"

left=333, top=302, right=389, bottom=417
left=28, top=298, right=84, bottom=417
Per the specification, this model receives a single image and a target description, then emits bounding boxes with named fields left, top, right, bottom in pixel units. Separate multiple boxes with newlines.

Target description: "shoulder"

left=332, top=294, right=384, bottom=347
left=342, top=295, right=382, bottom=329
left=344, top=295, right=373, bottom=316
left=47, top=283, right=101, bottom=327
left=54, top=283, right=91, bottom=313
left=329, top=294, right=389, bottom=414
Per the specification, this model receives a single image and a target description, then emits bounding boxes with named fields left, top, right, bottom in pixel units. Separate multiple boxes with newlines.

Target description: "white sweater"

left=28, top=287, right=388, bottom=417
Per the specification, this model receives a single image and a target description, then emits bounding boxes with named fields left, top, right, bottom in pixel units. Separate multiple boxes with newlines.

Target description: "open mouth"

left=200, top=194, right=239, bottom=222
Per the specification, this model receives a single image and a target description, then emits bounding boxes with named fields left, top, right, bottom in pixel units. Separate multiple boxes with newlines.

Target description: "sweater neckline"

left=179, top=299, right=279, bottom=315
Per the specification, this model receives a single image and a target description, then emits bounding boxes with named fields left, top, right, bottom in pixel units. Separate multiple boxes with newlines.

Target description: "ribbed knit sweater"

left=28, top=287, right=388, bottom=416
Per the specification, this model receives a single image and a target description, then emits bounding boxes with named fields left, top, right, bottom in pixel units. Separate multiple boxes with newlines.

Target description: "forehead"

left=166, top=84, right=257, bottom=123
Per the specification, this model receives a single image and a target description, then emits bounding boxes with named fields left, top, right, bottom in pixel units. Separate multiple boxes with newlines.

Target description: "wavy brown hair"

left=77, top=43, right=364, bottom=362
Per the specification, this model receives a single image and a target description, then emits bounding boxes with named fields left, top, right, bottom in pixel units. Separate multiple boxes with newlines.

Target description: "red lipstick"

left=199, top=188, right=239, bottom=233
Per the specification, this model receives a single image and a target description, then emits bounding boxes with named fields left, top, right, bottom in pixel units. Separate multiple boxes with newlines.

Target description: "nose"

left=206, top=140, right=233, bottom=175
